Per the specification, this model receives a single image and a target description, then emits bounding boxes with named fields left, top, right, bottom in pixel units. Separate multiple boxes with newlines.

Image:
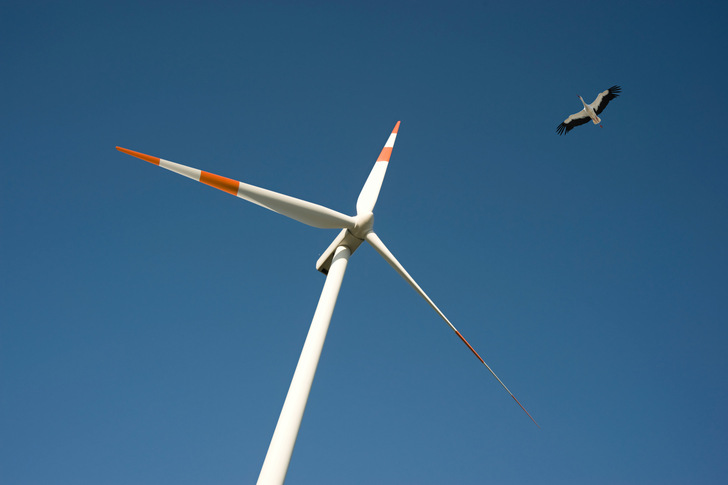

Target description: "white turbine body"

left=257, top=245, right=351, bottom=485
left=117, top=122, right=536, bottom=485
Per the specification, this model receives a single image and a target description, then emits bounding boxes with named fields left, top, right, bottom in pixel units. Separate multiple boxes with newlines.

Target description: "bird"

left=556, top=85, right=621, bottom=135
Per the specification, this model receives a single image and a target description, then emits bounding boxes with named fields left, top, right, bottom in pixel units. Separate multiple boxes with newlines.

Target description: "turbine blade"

left=116, top=147, right=356, bottom=230
left=365, top=232, right=539, bottom=427
left=355, top=121, right=400, bottom=215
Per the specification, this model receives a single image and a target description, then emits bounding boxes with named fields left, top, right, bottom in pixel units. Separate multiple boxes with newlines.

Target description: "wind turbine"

left=117, top=121, right=537, bottom=485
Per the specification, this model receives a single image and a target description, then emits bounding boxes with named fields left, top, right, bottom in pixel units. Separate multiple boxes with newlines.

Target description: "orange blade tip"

left=511, top=394, right=540, bottom=428
left=116, top=146, right=160, bottom=165
left=393, top=121, right=401, bottom=133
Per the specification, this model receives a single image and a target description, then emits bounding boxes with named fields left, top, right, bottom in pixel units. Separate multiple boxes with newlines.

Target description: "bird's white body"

left=579, top=95, right=601, bottom=125
left=117, top=122, right=537, bottom=484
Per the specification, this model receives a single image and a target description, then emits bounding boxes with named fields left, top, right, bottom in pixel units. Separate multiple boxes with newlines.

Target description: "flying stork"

left=556, top=85, right=621, bottom=135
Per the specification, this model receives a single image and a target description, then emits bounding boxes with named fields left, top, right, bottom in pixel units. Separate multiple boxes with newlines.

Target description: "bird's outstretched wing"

left=591, top=85, right=621, bottom=115
left=556, top=110, right=591, bottom=135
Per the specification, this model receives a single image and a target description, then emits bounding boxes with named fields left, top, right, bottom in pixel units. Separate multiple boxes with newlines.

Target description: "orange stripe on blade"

left=454, top=329, right=486, bottom=365
left=116, top=147, right=160, bottom=165
left=392, top=121, right=400, bottom=133
left=377, top=146, right=393, bottom=162
left=200, top=171, right=240, bottom=196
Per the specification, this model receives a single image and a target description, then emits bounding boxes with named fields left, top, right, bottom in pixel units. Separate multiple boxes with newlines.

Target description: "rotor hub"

left=350, top=211, right=374, bottom=239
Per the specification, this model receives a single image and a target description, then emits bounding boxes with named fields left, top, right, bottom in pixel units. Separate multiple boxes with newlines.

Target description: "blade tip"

left=511, top=394, right=540, bottom=427
left=116, top=146, right=160, bottom=165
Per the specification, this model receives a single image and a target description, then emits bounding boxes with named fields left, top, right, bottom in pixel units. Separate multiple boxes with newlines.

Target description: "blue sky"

left=2, top=1, right=727, bottom=484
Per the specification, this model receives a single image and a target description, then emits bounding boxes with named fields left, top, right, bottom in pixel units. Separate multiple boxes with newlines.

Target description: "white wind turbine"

left=117, top=121, right=537, bottom=485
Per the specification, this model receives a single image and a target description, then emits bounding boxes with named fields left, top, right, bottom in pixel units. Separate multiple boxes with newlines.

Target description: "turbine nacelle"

left=316, top=229, right=363, bottom=274
left=316, top=211, right=374, bottom=274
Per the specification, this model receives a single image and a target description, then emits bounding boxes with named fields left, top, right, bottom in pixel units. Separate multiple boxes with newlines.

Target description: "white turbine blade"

left=355, top=121, right=400, bottom=215
left=365, top=232, right=539, bottom=427
left=117, top=147, right=356, bottom=230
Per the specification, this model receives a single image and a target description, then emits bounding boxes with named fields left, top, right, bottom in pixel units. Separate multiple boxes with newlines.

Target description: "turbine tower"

left=117, top=121, right=536, bottom=485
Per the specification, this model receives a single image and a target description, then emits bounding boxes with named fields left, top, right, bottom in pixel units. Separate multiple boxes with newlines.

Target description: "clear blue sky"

left=2, top=1, right=727, bottom=484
